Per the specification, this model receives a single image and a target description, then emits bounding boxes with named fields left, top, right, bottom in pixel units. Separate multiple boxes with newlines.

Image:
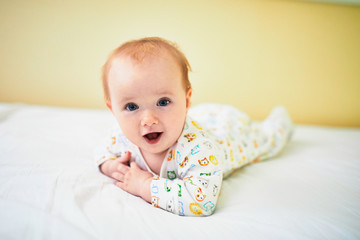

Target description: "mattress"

left=0, top=103, right=359, bottom=239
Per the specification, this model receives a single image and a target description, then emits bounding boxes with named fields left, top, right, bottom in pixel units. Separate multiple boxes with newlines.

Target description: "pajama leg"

left=252, top=106, right=294, bottom=162
left=188, top=104, right=293, bottom=177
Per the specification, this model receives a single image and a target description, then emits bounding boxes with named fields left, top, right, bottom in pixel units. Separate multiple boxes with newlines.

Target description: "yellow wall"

left=1, top=0, right=359, bottom=127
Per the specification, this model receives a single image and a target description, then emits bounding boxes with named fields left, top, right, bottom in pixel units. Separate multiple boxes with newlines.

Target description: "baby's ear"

left=105, top=99, right=113, bottom=112
left=186, top=88, right=192, bottom=109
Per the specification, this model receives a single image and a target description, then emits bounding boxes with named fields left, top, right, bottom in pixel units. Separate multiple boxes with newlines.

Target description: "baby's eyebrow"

left=118, top=89, right=175, bottom=104
left=118, top=95, right=136, bottom=103
left=155, top=89, right=175, bottom=96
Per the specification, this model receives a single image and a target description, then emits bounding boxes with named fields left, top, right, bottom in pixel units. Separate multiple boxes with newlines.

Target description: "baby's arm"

left=150, top=141, right=223, bottom=217
left=146, top=118, right=224, bottom=216
left=151, top=165, right=222, bottom=216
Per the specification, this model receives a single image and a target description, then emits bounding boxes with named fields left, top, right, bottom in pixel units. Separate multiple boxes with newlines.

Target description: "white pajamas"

left=95, top=103, right=293, bottom=216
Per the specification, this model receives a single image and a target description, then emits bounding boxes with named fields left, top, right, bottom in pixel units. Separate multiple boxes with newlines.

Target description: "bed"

left=0, top=102, right=359, bottom=239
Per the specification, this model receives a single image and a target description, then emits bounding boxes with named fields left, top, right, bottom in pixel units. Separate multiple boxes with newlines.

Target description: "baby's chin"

left=139, top=140, right=174, bottom=157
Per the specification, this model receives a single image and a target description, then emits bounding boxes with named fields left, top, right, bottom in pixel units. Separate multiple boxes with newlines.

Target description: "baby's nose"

left=141, top=110, right=159, bottom=127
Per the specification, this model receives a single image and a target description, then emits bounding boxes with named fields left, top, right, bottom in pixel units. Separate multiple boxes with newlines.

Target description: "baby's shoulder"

left=169, top=117, right=223, bottom=178
left=180, top=116, right=214, bottom=143
left=176, top=116, right=221, bottom=159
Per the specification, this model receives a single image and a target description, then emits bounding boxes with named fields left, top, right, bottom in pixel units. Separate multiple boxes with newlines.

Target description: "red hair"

left=101, top=37, right=192, bottom=101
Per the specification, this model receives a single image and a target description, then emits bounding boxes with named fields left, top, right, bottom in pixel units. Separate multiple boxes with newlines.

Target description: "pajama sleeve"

left=150, top=119, right=223, bottom=216
left=94, top=126, right=130, bottom=167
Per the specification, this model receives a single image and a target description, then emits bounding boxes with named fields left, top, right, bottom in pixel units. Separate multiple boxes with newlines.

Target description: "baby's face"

left=107, top=53, right=191, bottom=160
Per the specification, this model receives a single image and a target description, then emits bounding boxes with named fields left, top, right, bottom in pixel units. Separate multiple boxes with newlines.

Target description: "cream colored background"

left=1, top=0, right=359, bottom=127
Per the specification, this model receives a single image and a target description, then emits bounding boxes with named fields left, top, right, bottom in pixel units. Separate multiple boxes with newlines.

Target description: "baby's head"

left=101, top=37, right=193, bottom=159
left=102, top=37, right=192, bottom=103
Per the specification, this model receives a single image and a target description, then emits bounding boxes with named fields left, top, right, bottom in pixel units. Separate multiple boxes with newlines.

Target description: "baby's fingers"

left=116, top=151, right=132, bottom=164
left=115, top=181, right=130, bottom=192
left=117, top=163, right=130, bottom=175
left=115, top=181, right=125, bottom=190
left=112, top=172, right=124, bottom=182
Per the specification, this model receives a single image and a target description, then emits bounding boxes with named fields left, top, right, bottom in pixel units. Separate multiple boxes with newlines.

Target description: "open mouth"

left=143, top=132, right=163, bottom=144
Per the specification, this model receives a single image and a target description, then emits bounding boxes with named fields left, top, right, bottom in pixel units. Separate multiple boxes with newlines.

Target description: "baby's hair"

left=101, top=37, right=192, bottom=101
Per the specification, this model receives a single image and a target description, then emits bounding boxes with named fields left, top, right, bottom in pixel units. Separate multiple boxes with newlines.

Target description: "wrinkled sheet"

left=0, top=103, right=359, bottom=239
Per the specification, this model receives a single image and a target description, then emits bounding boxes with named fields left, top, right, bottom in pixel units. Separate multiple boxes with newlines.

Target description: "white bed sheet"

left=0, top=103, right=359, bottom=240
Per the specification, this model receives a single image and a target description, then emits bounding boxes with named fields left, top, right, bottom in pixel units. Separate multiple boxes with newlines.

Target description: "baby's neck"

left=140, top=150, right=167, bottom=175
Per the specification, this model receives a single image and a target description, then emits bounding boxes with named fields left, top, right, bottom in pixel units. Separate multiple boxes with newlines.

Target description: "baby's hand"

left=115, top=161, right=153, bottom=202
left=100, top=152, right=153, bottom=202
left=99, top=151, right=132, bottom=177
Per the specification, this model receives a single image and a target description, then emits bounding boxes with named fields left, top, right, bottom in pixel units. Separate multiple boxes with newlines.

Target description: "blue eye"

left=157, top=98, right=171, bottom=107
left=125, top=103, right=139, bottom=111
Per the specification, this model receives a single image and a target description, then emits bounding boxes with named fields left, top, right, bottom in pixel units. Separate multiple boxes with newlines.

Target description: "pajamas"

left=95, top=103, right=293, bottom=216
left=188, top=104, right=293, bottom=177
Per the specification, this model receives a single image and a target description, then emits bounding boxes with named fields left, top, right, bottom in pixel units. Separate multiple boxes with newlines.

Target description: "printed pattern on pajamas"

left=95, top=103, right=293, bottom=216
left=188, top=104, right=293, bottom=178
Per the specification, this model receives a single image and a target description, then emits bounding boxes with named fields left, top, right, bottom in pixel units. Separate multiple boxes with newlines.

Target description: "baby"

left=95, top=37, right=293, bottom=216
